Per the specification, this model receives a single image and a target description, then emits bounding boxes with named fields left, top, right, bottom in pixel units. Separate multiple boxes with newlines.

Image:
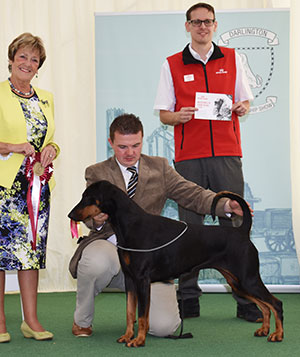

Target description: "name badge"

left=184, top=74, right=194, bottom=82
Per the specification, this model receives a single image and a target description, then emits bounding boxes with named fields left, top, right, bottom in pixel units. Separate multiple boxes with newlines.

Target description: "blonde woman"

left=0, top=33, right=59, bottom=342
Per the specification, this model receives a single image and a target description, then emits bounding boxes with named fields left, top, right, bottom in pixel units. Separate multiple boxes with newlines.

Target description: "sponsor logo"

left=216, top=68, right=228, bottom=74
left=218, top=27, right=279, bottom=114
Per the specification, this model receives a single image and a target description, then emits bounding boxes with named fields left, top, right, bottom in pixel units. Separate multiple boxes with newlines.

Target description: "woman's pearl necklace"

left=8, top=78, right=33, bottom=97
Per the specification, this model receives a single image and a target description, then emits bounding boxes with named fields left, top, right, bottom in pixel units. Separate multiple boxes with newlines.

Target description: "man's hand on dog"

left=225, top=199, right=253, bottom=217
left=93, top=213, right=109, bottom=228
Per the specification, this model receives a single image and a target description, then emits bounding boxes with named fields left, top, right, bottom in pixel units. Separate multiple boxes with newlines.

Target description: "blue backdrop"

left=95, top=9, right=300, bottom=289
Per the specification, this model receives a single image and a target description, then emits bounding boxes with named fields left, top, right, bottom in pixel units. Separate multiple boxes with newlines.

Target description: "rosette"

left=25, top=152, right=53, bottom=250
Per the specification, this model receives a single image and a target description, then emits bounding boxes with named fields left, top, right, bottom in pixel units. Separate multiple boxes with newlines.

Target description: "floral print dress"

left=0, top=91, right=50, bottom=270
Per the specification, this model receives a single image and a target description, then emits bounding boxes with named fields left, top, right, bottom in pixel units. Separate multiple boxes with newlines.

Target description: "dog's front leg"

left=126, top=280, right=151, bottom=347
left=117, top=290, right=137, bottom=344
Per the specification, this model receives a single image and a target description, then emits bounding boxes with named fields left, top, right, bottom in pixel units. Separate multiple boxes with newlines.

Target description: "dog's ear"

left=100, top=199, right=116, bottom=215
left=91, top=181, right=118, bottom=215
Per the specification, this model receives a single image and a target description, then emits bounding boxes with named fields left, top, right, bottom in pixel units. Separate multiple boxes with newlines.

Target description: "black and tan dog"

left=68, top=180, right=283, bottom=347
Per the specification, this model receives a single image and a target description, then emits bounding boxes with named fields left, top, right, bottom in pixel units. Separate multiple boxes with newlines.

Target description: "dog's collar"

left=117, top=221, right=188, bottom=252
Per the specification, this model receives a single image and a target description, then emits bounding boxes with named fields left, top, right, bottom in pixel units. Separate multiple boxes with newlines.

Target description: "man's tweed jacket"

left=69, top=154, right=227, bottom=278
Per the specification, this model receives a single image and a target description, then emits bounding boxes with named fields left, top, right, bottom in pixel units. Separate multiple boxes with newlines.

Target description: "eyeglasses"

left=188, top=19, right=215, bottom=27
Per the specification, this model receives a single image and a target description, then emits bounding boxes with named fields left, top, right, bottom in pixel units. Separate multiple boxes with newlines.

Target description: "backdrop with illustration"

left=95, top=9, right=300, bottom=290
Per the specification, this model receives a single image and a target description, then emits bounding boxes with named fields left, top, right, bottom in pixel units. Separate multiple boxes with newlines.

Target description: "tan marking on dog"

left=79, top=205, right=101, bottom=220
left=117, top=291, right=136, bottom=344
left=123, top=252, right=130, bottom=266
left=218, top=268, right=283, bottom=341
left=126, top=302, right=150, bottom=347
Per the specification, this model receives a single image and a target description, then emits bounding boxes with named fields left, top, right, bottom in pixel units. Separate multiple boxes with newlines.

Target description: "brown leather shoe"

left=72, top=322, right=92, bottom=337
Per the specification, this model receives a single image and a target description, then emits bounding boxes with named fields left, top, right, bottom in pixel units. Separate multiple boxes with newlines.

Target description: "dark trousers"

left=175, top=156, right=250, bottom=305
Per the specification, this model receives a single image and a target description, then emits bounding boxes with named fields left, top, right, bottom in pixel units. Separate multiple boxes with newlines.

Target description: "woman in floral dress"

left=0, top=33, right=59, bottom=342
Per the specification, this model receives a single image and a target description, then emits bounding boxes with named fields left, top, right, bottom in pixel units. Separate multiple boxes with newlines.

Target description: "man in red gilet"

left=154, top=2, right=262, bottom=323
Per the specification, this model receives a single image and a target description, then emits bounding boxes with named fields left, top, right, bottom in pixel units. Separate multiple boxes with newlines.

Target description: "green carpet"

left=1, top=292, right=299, bottom=356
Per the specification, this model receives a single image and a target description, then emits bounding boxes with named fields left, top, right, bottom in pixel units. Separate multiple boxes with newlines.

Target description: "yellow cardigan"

left=0, top=80, right=59, bottom=190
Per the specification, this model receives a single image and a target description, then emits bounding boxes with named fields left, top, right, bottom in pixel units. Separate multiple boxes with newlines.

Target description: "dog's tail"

left=211, top=191, right=252, bottom=234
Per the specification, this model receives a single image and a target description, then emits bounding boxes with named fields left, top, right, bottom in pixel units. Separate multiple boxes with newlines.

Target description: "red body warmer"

left=167, top=46, right=242, bottom=163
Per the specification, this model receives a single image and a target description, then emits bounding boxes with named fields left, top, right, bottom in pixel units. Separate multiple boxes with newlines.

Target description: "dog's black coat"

left=68, top=180, right=283, bottom=347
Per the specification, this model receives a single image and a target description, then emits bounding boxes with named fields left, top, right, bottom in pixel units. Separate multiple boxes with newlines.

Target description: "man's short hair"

left=186, top=2, right=215, bottom=21
left=109, top=114, right=144, bottom=142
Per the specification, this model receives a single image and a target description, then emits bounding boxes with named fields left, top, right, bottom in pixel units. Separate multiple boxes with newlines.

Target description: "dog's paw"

left=126, top=337, right=145, bottom=348
left=267, top=332, right=284, bottom=342
left=117, top=333, right=134, bottom=344
left=254, top=327, right=269, bottom=337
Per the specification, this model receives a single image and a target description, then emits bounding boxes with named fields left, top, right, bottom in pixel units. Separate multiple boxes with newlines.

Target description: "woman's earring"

left=36, top=72, right=38, bottom=78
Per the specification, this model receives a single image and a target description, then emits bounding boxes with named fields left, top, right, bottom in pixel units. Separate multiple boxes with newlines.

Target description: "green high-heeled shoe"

left=0, top=332, right=11, bottom=343
left=21, top=321, right=53, bottom=341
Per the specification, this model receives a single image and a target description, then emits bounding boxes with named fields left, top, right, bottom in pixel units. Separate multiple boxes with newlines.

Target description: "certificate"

left=194, top=92, right=233, bottom=120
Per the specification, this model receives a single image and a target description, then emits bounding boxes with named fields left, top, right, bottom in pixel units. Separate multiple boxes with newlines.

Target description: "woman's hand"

left=8, top=142, right=36, bottom=156
left=40, top=145, right=57, bottom=168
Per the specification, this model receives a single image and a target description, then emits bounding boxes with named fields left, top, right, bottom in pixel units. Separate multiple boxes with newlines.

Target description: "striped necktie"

left=127, top=166, right=138, bottom=199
